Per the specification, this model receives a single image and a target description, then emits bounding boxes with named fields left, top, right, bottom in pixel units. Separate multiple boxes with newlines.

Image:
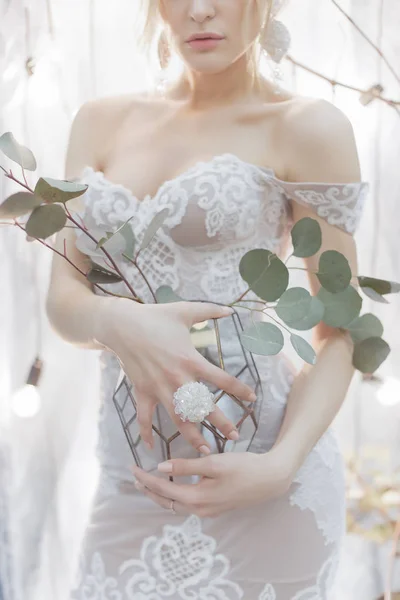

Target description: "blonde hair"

left=137, top=0, right=274, bottom=83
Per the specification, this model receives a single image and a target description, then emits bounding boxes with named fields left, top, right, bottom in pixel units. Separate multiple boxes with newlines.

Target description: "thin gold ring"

left=169, top=499, right=177, bottom=515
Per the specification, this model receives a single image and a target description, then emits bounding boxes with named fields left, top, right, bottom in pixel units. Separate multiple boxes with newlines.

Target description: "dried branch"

left=330, top=0, right=400, bottom=88
left=286, top=55, right=400, bottom=110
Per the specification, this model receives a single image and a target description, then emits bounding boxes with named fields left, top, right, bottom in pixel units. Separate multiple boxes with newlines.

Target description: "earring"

left=158, top=29, right=171, bottom=70
left=260, top=18, right=291, bottom=64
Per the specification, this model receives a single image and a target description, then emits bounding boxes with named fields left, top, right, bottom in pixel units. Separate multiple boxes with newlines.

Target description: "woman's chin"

left=183, top=57, right=233, bottom=76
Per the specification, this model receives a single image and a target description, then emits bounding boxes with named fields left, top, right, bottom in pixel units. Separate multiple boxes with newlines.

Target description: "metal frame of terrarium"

left=112, top=309, right=263, bottom=468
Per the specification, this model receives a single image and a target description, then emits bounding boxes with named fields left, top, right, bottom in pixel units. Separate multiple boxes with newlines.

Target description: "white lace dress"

left=70, top=153, right=368, bottom=600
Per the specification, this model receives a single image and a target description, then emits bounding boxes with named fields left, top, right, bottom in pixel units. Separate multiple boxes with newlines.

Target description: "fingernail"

left=249, top=392, right=257, bottom=402
left=199, top=445, right=211, bottom=455
left=144, top=440, right=153, bottom=451
left=222, top=306, right=234, bottom=315
left=158, top=461, right=173, bottom=473
left=229, top=430, right=239, bottom=441
left=135, top=481, right=145, bottom=491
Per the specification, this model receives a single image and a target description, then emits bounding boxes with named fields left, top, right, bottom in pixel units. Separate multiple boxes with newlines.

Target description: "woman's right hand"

left=94, top=297, right=257, bottom=454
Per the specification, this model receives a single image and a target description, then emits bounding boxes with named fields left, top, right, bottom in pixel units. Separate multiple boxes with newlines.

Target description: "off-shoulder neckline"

left=79, top=152, right=368, bottom=206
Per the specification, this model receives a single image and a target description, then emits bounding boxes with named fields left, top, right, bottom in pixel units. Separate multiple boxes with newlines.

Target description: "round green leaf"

left=290, top=334, right=317, bottom=365
left=116, top=219, right=136, bottom=260
left=239, top=249, right=289, bottom=302
left=87, top=262, right=123, bottom=284
left=289, top=296, right=325, bottom=331
left=360, top=286, right=389, bottom=304
left=276, top=288, right=311, bottom=323
left=290, top=296, right=325, bottom=331
left=346, top=313, right=384, bottom=343
left=140, top=208, right=170, bottom=251
left=318, top=285, right=362, bottom=327
left=96, top=231, right=127, bottom=256
left=275, top=288, right=324, bottom=330
left=0, top=132, right=37, bottom=171
left=155, top=285, right=184, bottom=304
left=0, top=191, right=41, bottom=219
left=358, top=276, right=400, bottom=295
left=25, top=204, right=67, bottom=239
left=317, top=250, right=352, bottom=293
left=352, top=337, right=390, bottom=374
left=96, top=219, right=136, bottom=259
left=34, top=177, right=88, bottom=204
left=240, top=321, right=284, bottom=356
left=291, top=217, right=322, bottom=257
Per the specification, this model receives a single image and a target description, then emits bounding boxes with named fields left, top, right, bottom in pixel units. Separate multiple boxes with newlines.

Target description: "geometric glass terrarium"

left=112, top=309, right=263, bottom=474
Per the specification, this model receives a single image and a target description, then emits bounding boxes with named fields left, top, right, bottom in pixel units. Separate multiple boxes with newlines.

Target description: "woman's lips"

left=187, top=38, right=224, bottom=51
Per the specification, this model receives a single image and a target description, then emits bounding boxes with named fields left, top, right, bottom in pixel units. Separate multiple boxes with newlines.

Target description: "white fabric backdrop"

left=1, top=0, right=399, bottom=598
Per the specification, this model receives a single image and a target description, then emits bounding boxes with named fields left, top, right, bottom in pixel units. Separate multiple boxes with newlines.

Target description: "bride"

left=46, top=0, right=368, bottom=598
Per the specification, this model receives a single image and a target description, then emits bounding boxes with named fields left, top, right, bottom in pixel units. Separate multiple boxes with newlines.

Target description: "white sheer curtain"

left=1, top=1, right=399, bottom=598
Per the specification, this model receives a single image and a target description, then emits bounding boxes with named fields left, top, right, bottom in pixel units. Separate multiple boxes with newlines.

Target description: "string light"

left=376, top=377, right=400, bottom=407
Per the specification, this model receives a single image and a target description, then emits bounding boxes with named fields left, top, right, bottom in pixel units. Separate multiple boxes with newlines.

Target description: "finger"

left=196, top=359, right=257, bottom=403
left=180, top=301, right=233, bottom=328
left=135, top=482, right=187, bottom=515
left=176, top=420, right=212, bottom=455
left=135, top=480, right=170, bottom=506
left=157, top=456, right=215, bottom=478
left=206, top=405, right=240, bottom=441
left=132, top=466, right=193, bottom=503
left=136, top=398, right=156, bottom=449
left=162, top=395, right=212, bottom=455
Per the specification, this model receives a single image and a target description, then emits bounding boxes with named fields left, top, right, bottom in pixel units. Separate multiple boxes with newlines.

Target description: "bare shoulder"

left=65, top=92, right=161, bottom=179
left=280, top=96, right=362, bottom=182
left=284, top=96, right=354, bottom=144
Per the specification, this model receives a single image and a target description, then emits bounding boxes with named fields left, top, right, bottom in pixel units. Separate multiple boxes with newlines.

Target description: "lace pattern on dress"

left=289, top=429, right=347, bottom=547
left=278, top=179, right=369, bottom=234
left=291, top=552, right=340, bottom=600
left=75, top=515, right=245, bottom=599
left=70, top=154, right=365, bottom=599
left=73, top=155, right=289, bottom=306
left=74, top=154, right=367, bottom=309
left=73, top=514, right=341, bottom=600
left=259, top=583, right=277, bottom=599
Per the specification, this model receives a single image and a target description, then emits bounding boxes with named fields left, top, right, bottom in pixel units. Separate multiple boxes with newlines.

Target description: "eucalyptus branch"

left=2, top=168, right=35, bottom=193
left=21, top=164, right=29, bottom=189
left=285, top=252, right=293, bottom=265
left=62, top=212, right=142, bottom=300
left=103, top=255, right=119, bottom=273
left=229, top=304, right=265, bottom=314
left=12, top=218, right=136, bottom=301
left=234, top=286, right=252, bottom=303
left=123, top=252, right=157, bottom=303
left=230, top=299, right=270, bottom=306
left=262, top=307, right=292, bottom=335
left=1, top=132, right=399, bottom=374
left=3, top=166, right=144, bottom=302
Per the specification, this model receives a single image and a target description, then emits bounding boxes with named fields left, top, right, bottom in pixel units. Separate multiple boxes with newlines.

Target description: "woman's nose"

left=189, top=0, right=216, bottom=23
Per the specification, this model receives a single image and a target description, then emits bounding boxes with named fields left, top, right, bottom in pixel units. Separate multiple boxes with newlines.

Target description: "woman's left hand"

left=132, top=450, right=293, bottom=518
